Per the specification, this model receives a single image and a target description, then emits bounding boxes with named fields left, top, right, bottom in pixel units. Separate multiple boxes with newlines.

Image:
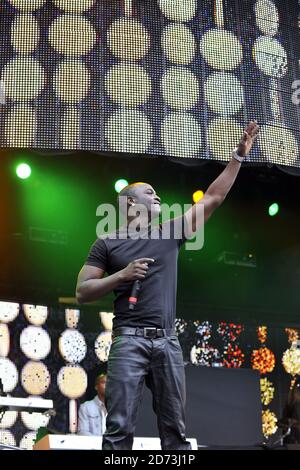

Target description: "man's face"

left=131, top=184, right=161, bottom=218
left=95, top=375, right=106, bottom=398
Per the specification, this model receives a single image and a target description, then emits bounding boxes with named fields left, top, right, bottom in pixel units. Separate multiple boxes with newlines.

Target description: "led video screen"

left=0, top=0, right=300, bottom=166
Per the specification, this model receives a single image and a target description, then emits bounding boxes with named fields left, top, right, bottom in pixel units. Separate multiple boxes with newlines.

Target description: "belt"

left=112, top=327, right=176, bottom=339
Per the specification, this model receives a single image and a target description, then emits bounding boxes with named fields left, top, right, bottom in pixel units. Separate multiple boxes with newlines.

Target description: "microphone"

left=129, top=280, right=142, bottom=310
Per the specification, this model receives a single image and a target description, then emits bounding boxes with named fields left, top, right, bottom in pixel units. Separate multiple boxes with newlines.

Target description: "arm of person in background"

left=183, top=121, right=260, bottom=238
left=76, top=258, right=154, bottom=304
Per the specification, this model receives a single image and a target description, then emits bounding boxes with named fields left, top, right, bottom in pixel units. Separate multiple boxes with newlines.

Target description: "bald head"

left=117, top=182, right=161, bottom=220
left=118, top=182, right=148, bottom=201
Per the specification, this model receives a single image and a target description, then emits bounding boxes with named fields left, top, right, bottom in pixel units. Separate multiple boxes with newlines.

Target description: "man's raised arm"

left=184, top=120, right=260, bottom=236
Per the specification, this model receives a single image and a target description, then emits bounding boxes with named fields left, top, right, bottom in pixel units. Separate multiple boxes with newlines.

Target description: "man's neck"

left=126, top=216, right=151, bottom=229
left=97, top=395, right=105, bottom=404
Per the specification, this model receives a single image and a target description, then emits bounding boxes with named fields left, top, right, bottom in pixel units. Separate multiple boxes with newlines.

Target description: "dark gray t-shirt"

left=85, top=219, right=186, bottom=329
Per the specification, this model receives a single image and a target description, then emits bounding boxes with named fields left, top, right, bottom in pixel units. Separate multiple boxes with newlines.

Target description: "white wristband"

left=232, top=148, right=245, bottom=163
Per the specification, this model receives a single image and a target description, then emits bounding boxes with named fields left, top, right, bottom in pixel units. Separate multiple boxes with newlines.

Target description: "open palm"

left=237, top=121, right=260, bottom=157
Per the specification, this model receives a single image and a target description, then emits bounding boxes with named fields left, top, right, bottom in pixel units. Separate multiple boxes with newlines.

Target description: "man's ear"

left=128, top=196, right=136, bottom=207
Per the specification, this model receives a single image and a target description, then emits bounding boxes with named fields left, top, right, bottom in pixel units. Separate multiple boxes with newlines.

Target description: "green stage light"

left=16, top=163, right=31, bottom=179
left=268, top=203, right=279, bottom=216
left=114, top=179, right=129, bottom=193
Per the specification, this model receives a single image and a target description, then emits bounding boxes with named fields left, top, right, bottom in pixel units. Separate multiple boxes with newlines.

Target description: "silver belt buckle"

left=143, top=327, right=157, bottom=339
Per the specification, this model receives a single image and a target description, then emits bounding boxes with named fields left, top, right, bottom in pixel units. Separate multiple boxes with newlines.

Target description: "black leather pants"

left=102, top=334, right=191, bottom=450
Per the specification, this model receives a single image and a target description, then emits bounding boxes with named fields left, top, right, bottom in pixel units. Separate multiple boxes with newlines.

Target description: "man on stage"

left=76, top=121, right=260, bottom=450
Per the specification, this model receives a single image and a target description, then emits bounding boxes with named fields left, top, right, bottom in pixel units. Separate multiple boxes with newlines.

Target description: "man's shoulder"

left=79, top=398, right=98, bottom=411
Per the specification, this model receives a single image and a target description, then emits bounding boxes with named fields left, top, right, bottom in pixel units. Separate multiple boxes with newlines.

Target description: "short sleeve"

left=161, top=216, right=187, bottom=247
left=85, top=238, right=108, bottom=270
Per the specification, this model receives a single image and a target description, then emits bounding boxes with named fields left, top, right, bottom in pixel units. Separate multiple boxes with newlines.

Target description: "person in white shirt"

left=78, top=373, right=107, bottom=436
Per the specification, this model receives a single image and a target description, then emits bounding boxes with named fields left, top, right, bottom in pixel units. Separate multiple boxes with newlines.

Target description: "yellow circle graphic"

left=207, top=117, right=243, bottom=160
left=204, top=72, right=244, bottom=115
left=54, top=59, right=91, bottom=103
left=23, top=304, right=48, bottom=326
left=21, top=361, right=51, bottom=395
left=106, top=109, right=153, bottom=154
left=8, top=0, right=46, bottom=11
left=11, top=14, right=40, bottom=53
left=107, top=18, right=150, bottom=61
left=253, top=37, right=288, bottom=78
left=158, top=0, right=197, bottom=22
left=162, top=112, right=202, bottom=158
left=57, top=365, right=87, bottom=399
left=2, top=57, right=45, bottom=101
left=53, top=0, right=95, bottom=12
left=5, top=104, right=37, bottom=148
left=49, top=14, right=96, bottom=56
left=162, top=24, right=196, bottom=64
left=0, top=323, right=10, bottom=357
left=258, top=124, right=299, bottom=165
left=255, top=0, right=279, bottom=36
left=200, top=29, right=243, bottom=70
left=161, top=67, right=199, bottom=110
left=106, top=64, right=152, bottom=107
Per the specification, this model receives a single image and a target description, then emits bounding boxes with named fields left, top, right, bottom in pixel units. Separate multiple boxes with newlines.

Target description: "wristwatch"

left=232, top=148, right=245, bottom=163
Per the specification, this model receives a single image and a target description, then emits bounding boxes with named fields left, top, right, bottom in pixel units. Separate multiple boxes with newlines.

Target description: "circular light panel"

left=200, top=29, right=243, bottom=70
left=23, top=304, right=48, bottom=326
left=57, top=365, right=87, bottom=399
left=21, top=361, right=51, bottom=395
left=0, top=430, right=16, bottom=447
left=59, top=329, right=87, bottom=363
left=106, top=64, right=152, bottom=107
left=5, top=104, right=37, bottom=148
left=162, top=112, right=202, bottom=158
left=253, top=37, right=288, bottom=78
left=0, top=323, right=10, bottom=357
left=106, top=109, right=153, bottom=154
left=107, top=18, right=150, bottom=61
left=0, top=358, right=18, bottom=393
left=53, top=0, right=94, bottom=12
left=49, top=15, right=96, bottom=56
left=2, top=57, right=45, bottom=101
left=204, top=72, right=244, bottom=115
left=8, top=0, right=46, bottom=10
left=162, top=24, right=196, bottom=64
left=94, top=332, right=112, bottom=362
left=54, top=59, right=91, bottom=103
left=161, top=67, right=199, bottom=110
left=0, top=302, right=19, bottom=323
left=158, top=0, right=197, bottom=22
left=65, top=309, right=80, bottom=329
left=207, top=117, right=243, bottom=160
left=0, top=411, right=18, bottom=429
left=20, top=326, right=51, bottom=360
left=11, top=14, right=40, bottom=53
left=19, top=431, right=37, bottom=450
left=258, top=123, right=299, bottom=165
left=21, top=409, right=50, bottom=431
left=99, top=312, right=114, bottom=331
left=255, top=0, right=279, bottom=36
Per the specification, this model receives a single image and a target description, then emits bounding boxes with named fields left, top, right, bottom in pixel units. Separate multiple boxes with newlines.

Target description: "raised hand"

left=237, top=120, right=260, bottom=158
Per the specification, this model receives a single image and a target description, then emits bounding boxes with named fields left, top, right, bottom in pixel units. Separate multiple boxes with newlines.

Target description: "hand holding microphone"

left=120, top=258, right=155, bottom=310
